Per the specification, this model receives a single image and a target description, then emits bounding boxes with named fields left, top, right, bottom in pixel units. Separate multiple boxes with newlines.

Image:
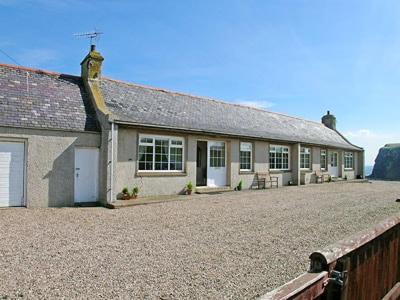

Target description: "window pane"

left=138, top=144, right=153, bottom=170
left=240, top=150, right=251, bottom=170
left=140, top=137, right=153, bottom=144
left=170, top=147, right=183, bottom=170
left=171, top=139, right=183, bottom=146
left=210, top=144, right=225, bottom=167
left=270, top=146, right=289, bottom=170
left=155, top=139, right=169, bottom=170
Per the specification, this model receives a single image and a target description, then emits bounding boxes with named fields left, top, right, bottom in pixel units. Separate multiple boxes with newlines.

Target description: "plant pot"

left=132, top=194, right=138, bottom=199
left=122, top=193, right=131, bottom=200
left=187, top=189, right=192, bottom=195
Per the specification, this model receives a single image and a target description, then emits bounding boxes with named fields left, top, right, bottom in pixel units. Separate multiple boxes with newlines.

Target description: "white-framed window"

left=240, top=142, right=252, bottom=171
left=269, top=145, right=290, bottom=170
left=320, top=149, right=327, bottom=170
left=209, top=142, right=225, bottom=167
left=344, top=152, right=353, bottom=169
left=300, top=147, right=311, bottom=169
left=138, top=134, right=184, bottom=172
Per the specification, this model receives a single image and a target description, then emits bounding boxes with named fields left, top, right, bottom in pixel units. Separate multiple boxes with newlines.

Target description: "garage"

left=0, top=141, right=25, bottom=207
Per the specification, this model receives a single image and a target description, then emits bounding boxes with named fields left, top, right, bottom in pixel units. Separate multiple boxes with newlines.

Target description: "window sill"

left=300, top=169, right=312, bottom=173
left=269, top=170, right=291, bottom=173
left=239, top=171, right=254, bottom=175
left=344, top=168, right=354, bottom=171
left=136, top=172, right=187, bottom=177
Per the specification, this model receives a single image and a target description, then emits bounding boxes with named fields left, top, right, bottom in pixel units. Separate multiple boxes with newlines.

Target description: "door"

left=74, top=148, right=99, bottom=203
left=207, top=141, right=226, bottom=187
left=0, top=142, right=25, bottom=207
left=196, top=141, right=207, bottom=186
left=329, top=152, right=339, bottom=177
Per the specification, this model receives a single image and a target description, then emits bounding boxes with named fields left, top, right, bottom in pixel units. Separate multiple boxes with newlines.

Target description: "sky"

left=1, top=0, right=400, bottom=165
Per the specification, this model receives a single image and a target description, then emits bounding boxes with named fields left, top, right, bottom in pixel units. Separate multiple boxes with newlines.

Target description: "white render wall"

left=113, top=126, right=364, bottom=199
left=0, top=126, right=101, bottom=207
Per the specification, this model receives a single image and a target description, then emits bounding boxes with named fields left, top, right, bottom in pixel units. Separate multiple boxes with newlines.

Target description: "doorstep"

left=195, top=186, right=234, bottom=194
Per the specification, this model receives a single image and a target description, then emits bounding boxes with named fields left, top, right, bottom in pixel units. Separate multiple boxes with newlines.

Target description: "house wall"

left=0, top=126, right=101, bottom=207
left=113, top=126, right=365, bottom=199
left=270, top=142, right=293, bottom=186
left=291, top=143, right=300, bottom=185
left=115, top=127, right=196, bottom=198
left=300, top=145, right=319, bottom=185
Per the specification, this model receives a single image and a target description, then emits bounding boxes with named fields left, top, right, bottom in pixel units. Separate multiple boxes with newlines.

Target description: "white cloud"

left=234, top=99, right=275, bottom=109
left=344, top=129, right=400, bottom=165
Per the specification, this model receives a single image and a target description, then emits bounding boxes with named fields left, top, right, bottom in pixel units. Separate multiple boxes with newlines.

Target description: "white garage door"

left=0, top=142, right=25, bottom=207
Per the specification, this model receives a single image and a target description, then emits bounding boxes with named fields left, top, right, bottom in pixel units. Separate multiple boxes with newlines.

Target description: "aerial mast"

left=73, top=30, right=103, bottom=51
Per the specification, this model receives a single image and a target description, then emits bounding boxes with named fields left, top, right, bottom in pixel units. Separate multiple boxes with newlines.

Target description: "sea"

left=364, top=165, right=374, bottom=177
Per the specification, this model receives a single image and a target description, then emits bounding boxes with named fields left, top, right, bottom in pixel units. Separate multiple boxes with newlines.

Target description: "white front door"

left=207, top=141, right=226, bottom=187
left=0, top=142, right=25, bottom=207
left=329, top=152, right=339, bottom=177
left=74, top=148, right=99, bottom=203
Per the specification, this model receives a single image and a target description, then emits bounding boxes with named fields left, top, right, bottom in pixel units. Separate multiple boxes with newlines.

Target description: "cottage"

left=0, top=47, right=364, bottom=207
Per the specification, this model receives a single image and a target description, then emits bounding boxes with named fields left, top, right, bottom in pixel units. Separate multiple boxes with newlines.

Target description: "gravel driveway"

left=1, top=181, right=399, bottom=299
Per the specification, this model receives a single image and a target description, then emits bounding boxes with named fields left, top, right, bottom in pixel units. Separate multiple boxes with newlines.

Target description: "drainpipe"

left=109, top=121, right=114, bottom=204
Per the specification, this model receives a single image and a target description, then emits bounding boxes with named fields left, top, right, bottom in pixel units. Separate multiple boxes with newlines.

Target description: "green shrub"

left=237, top=180, right=243, bottom=191
left=132, top=186, right=139, bottom=196
left=122, top=187, right=129, bottom=194
left=187, top=181, right=193, bottom=190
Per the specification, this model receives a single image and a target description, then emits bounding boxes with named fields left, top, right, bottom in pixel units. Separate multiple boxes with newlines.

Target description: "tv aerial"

left=73, top=30, right=103, bottom=48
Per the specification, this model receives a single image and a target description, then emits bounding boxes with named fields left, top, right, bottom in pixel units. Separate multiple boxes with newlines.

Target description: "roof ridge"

left=102, top=76, right=326, bottom=127
left=0, top=62, right=80, bottom=79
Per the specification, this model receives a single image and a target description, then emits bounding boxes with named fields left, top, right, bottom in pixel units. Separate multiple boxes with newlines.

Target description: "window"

left=209, top=142, right=225, bottom=167
left=320, top=149, right=327, bottom=170
left=300, top=147, right=311, bottom=169
left=344, top=152, right=353, bottom=169
left=138, top=135, right=184, bottom=172
left=269, top=145, right=290, bottom=170
left=240, top=142, right=252, bottom=171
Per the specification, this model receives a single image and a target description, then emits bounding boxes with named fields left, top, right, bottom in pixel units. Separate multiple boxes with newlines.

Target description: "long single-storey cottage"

left=0, top=47, right=364, bottom=207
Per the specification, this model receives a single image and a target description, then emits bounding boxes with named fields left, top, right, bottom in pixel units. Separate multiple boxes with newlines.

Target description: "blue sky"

left=1, top=0, right=400, bottom=165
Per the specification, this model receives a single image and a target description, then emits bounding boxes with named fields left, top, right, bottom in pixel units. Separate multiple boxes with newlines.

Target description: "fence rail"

left=261, top=214, right=400, bottom=300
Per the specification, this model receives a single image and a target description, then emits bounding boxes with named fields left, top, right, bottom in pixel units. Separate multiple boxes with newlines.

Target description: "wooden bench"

left=315, top=170, right=326, bottom=183
left=253, top=172, right=279, bottom=189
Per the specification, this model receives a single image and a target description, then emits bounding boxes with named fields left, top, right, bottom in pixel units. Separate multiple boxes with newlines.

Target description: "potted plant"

left=122, top=187, right=130, bottom=200
left=344, top=175, right=348, bottom=181
left=132, top=186, right=139, bottom=199
left=237, top=180, right=243, bottom=191
left=328, top=175, right=332, bottom=183
left=186, top=181, right=193, bottom=195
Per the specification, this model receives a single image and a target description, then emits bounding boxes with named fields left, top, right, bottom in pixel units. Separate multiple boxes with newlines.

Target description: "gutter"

left=109, top=121, right=115, bottom=204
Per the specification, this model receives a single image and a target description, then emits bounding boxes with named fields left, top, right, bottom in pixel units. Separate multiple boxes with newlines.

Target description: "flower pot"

left=132, top=194, right=138, bottom=199
left=187, top=189, right=192, bottom=195
left=122, top=193, right=131, bottom=200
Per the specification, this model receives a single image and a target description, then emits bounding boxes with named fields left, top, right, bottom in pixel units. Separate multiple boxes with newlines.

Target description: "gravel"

left=1, top=181, right=399, bottom=299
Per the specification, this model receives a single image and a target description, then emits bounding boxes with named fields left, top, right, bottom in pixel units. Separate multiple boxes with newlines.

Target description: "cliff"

left=370, top=144, right=400, bottom=180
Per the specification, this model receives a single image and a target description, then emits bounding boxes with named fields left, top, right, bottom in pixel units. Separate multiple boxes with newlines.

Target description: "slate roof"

left=101, top=78, right=361, bottom=150
left=0, top=64, right=99, bottom=132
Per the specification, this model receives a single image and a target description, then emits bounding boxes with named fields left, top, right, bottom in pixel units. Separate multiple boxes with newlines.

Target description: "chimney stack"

left=80, top=45, right=104, bottom=80
left=322, top=110, right=336, bottom=130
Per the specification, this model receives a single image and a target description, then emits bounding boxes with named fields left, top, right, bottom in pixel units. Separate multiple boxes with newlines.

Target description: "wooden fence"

left=261, top=214, right=400, bottom=300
